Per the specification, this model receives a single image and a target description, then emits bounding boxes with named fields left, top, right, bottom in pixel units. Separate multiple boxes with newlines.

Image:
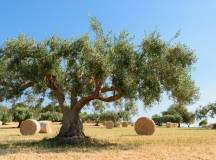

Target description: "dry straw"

left=134, top=117, right=155, bottom=135
left=114, top=122, right=121, bottom=127
left=121, top=122, right=128, bottom=127
left=166, top=122, right=178, bottom=128
left=39, top=121, right=53, bottom=133
left=105, top=121, right=114, bottom=129
left=20, top=119, right=40, bottom=135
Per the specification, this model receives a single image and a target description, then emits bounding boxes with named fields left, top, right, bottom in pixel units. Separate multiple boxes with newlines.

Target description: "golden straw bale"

left=39, top=121, right=53, bottom=133
left=105, top=121, right=114, bottom=129
left=114, top=122, right=121, bottom=127
left=121, top=122, right=128, bottom=127
left=20, top=119, right=40, bottom=135
left=134, top=117, right=155, bottom=135
left=166, top=122, right=178, bottom=128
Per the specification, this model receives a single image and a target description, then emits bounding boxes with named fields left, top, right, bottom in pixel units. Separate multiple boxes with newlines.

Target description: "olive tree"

left=196, top=102, right=216, bottom=119
left=0, top=18, right=198, bottom=141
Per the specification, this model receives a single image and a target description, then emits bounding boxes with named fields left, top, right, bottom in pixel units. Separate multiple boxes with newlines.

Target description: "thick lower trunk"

left=58, top=108, right=85, bottom=139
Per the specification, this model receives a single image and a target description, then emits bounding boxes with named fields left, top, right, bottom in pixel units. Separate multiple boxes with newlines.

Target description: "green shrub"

left=1, top=111, right=12, bottom=125
left=0, top=106, right=12, bottom=125
left=41, top=104, right=61, bottom=113
left=39, top=111, right=63, bottom=122
left=199, top=120, right=208, bottom=127
left=12, top=106, right=33, bottom=127
left=212, top=123, right=216, bottom=129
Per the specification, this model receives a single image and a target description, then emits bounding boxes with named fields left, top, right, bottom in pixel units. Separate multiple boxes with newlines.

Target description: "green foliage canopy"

left=0, top=17, right=198, bottom=114
left=196, top=102, right=216, bottom=119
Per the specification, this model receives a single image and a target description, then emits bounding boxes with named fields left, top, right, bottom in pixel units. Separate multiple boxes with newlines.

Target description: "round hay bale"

left=121, top=122, right=128, bottom=127
left=166, top=122, right=172, bottom=128
left=20, top=119, right=40, bottom=135
left=39, top=121, right=53, bottom=133
left=102, top=121, right=106, bottom=126
left=0, top=121, right=2, bottom=126
left=206, top=124, right=213, bottom=129
left=134, top=117, right=155, bottom=135
left=114, top=122, right=121, bottom=127
left=173, top=123, right=178, bottom=128
left=105, top=121, right=114, bottom=129
left=166, top=122, right=178, bottom=128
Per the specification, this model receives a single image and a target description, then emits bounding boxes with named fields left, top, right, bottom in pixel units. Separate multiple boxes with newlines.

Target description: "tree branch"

left=95, top=79, right=102, bottom=96
left=0, top=81, right=34, bottom=101
left=98, top=94, right=122, bottom=102
left=72, top=95, right=95, bottom=112
left=101, top=86, right=116, bottom=93
left=45, top=74, right=66, bottom=110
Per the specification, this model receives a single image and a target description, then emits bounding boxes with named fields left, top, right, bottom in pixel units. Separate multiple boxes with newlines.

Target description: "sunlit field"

left=0, top=123, right=216, bottom=160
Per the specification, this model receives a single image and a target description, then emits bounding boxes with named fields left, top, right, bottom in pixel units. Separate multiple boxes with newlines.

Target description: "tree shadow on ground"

left=0, top=137, right=119, bottom=156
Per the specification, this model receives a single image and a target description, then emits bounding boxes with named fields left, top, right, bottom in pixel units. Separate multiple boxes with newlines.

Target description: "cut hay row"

left=134, top=117, right=155, bottom=135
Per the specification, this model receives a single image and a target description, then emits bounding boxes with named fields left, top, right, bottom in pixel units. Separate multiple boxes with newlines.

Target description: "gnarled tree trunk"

left=58, top=108, right=85, bottom=139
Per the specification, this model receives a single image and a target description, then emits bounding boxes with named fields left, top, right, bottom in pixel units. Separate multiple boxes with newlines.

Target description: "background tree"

left=100, top=111, right=119, bottom=124
left=195, top=102, right=216, bottom=120
left=114, top=99, right=138, bottom=122
left=162, top=104, right=195, bottom=127
left=152, top=114, right=163, bottom=126
left=0, top=104, right=12, bottom=125
left=0, top=17, right=198, bottom=141
left=91, top=100, right=105, bottom=126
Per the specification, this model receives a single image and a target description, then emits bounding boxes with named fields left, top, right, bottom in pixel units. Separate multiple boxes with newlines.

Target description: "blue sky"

left=0, top=1, right=216, bottom=123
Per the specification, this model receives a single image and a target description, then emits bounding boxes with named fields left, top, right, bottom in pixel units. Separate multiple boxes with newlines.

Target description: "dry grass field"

left=0, top=123, right=216, bottom=160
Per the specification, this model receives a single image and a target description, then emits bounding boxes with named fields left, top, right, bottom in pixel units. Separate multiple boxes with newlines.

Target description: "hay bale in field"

left=173, top=123, right=178, bottom=128
left=114, top=122, right=121, bottom=127
left=0, top=121, right=2, bottom=126
left=20, top=119, right=40, bottom=135
left=204, top=124, right=213, bottom=129
left=105, top=121, right=114, bottom=129
left=166, top=122, right=172, bottom=128
left=134, top=117, right=155, bottom=135
left=121, top=122, right=128, bottom=127
left=39, top=121, right=53, bottom=133
left=102, top=121, right=107, bottom=126
left=166, top=122, right=178, bottom=128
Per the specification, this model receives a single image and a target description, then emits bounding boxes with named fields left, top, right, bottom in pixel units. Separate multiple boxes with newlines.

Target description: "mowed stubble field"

left=0, top=123, right=216, bottom=160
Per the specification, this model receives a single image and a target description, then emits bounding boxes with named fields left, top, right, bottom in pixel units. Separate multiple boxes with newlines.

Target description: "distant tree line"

left=152, top=104, right=195, bottom=127
left=0, top=99, right=137, bottom=127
